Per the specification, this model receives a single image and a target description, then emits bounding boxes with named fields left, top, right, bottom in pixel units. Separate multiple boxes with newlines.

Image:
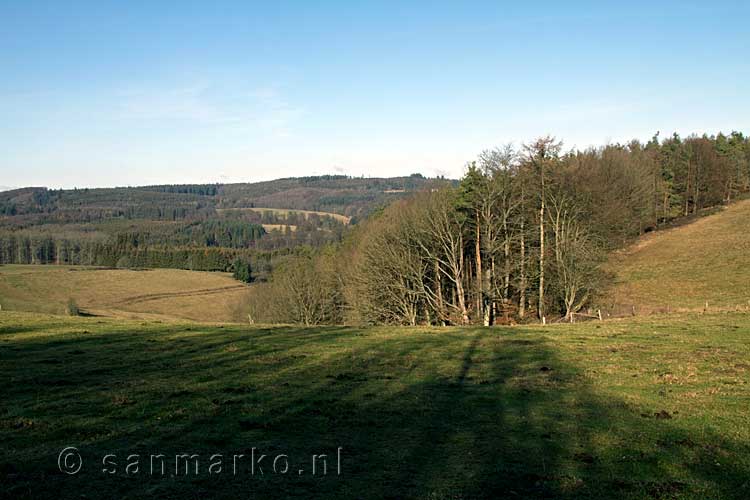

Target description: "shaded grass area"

left=1, top=312, right=749, bottom=498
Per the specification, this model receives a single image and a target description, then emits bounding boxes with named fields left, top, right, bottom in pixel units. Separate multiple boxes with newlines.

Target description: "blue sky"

left=1, top=1, right=748, bottom=188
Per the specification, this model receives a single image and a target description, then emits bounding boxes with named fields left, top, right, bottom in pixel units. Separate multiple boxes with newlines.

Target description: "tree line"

left=0, top=233, right=255, bottom=271
left=243, top=131, right=750, bottom=326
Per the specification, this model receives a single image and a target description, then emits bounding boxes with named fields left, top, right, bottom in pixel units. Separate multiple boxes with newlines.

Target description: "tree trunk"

left=456, top=278, right=469, bottom=324
left=684, top=159, right=691, bottom=217
left=489, top=257, right=496, bottom=326
left=653, top=171, right=659, bottom=228
left=519, top=208, right=526, bottom=319
left=435, top=259, right=445, bottom=325
left=503, top=213, right=510, bottom=304
left=693, top=170, right=700, bottom=214
left=538, top=176, right=545, bottom=320
left=456, top=235, right=469, bottom=324
left=475, top=212, right=482, bottom=323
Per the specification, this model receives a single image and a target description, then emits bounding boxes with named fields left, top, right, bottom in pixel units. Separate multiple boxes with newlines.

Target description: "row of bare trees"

left=244, top=132, right=750, bottom=326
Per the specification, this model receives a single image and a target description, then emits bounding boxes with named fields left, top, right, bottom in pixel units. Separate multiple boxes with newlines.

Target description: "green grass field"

left=2, top=311, right=749, bottom=499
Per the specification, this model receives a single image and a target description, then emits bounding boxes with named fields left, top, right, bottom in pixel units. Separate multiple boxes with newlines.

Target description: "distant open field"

left=0, top=265, right=249, bottom=322
left=1, top=311, right=748, bottom=498
left=217, top=207, right=352, bottom=224
left=261, top=223, right=298, bottom=232
left=605, top=199, right=750, bottom=315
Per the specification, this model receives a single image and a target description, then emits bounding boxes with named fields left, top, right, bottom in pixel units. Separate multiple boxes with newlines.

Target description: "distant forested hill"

left=0, top=174, right=449, bottom=276
left=0, top=174, right=443, bottom=220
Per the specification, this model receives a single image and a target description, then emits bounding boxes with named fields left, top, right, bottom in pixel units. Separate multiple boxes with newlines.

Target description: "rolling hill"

left=0, top=174, right=443, bottom=221
left=0, top=175, right=449, bottom=272
left=604, top=199, right=750, bottom=315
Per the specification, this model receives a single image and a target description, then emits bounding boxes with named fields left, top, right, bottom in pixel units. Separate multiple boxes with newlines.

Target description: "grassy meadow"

left=605, top=199, right=750, bottom=315
left=1, top=311, right=749, bottom=499
left=0, top=265, right=250, bottom=322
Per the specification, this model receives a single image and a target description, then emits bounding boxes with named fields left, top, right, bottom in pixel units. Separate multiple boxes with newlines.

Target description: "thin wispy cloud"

left=116, top=83, right=229, bottom=123
left=115, top=82, right=304, bottom=138
left=248, top=87, right=305, bottom=138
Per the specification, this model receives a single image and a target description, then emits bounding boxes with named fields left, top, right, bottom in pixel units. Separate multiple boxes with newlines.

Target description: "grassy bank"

left=605, top=199, right=750, bottom=315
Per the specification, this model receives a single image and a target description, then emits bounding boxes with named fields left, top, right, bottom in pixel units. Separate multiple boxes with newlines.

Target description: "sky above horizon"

left=1, top=1, right=748, bottom=189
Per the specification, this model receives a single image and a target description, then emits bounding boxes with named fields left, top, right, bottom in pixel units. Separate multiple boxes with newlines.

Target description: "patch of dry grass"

left=604, top=200, right=750, bottom=315
left=261, top=223, right=297, bottom=232
left=217, top=206, right=351, bottom=223
left=0, top=265, right=250, bottom=322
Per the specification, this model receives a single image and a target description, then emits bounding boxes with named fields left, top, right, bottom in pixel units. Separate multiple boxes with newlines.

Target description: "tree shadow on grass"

left=254, top=328, right=750, bottom=499
left=2, top=324, right=749, bottom=499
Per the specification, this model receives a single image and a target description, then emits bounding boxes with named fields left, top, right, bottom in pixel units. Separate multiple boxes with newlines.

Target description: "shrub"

left=66, top=298, right=80, bottom=316
left=232, top=258, right=253, bottom=283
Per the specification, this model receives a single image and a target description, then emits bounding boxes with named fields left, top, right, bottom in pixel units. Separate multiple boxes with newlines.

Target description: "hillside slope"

left=604, top=199, right=750, bottom=314
left=0, top=265, right=249, bottom=322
